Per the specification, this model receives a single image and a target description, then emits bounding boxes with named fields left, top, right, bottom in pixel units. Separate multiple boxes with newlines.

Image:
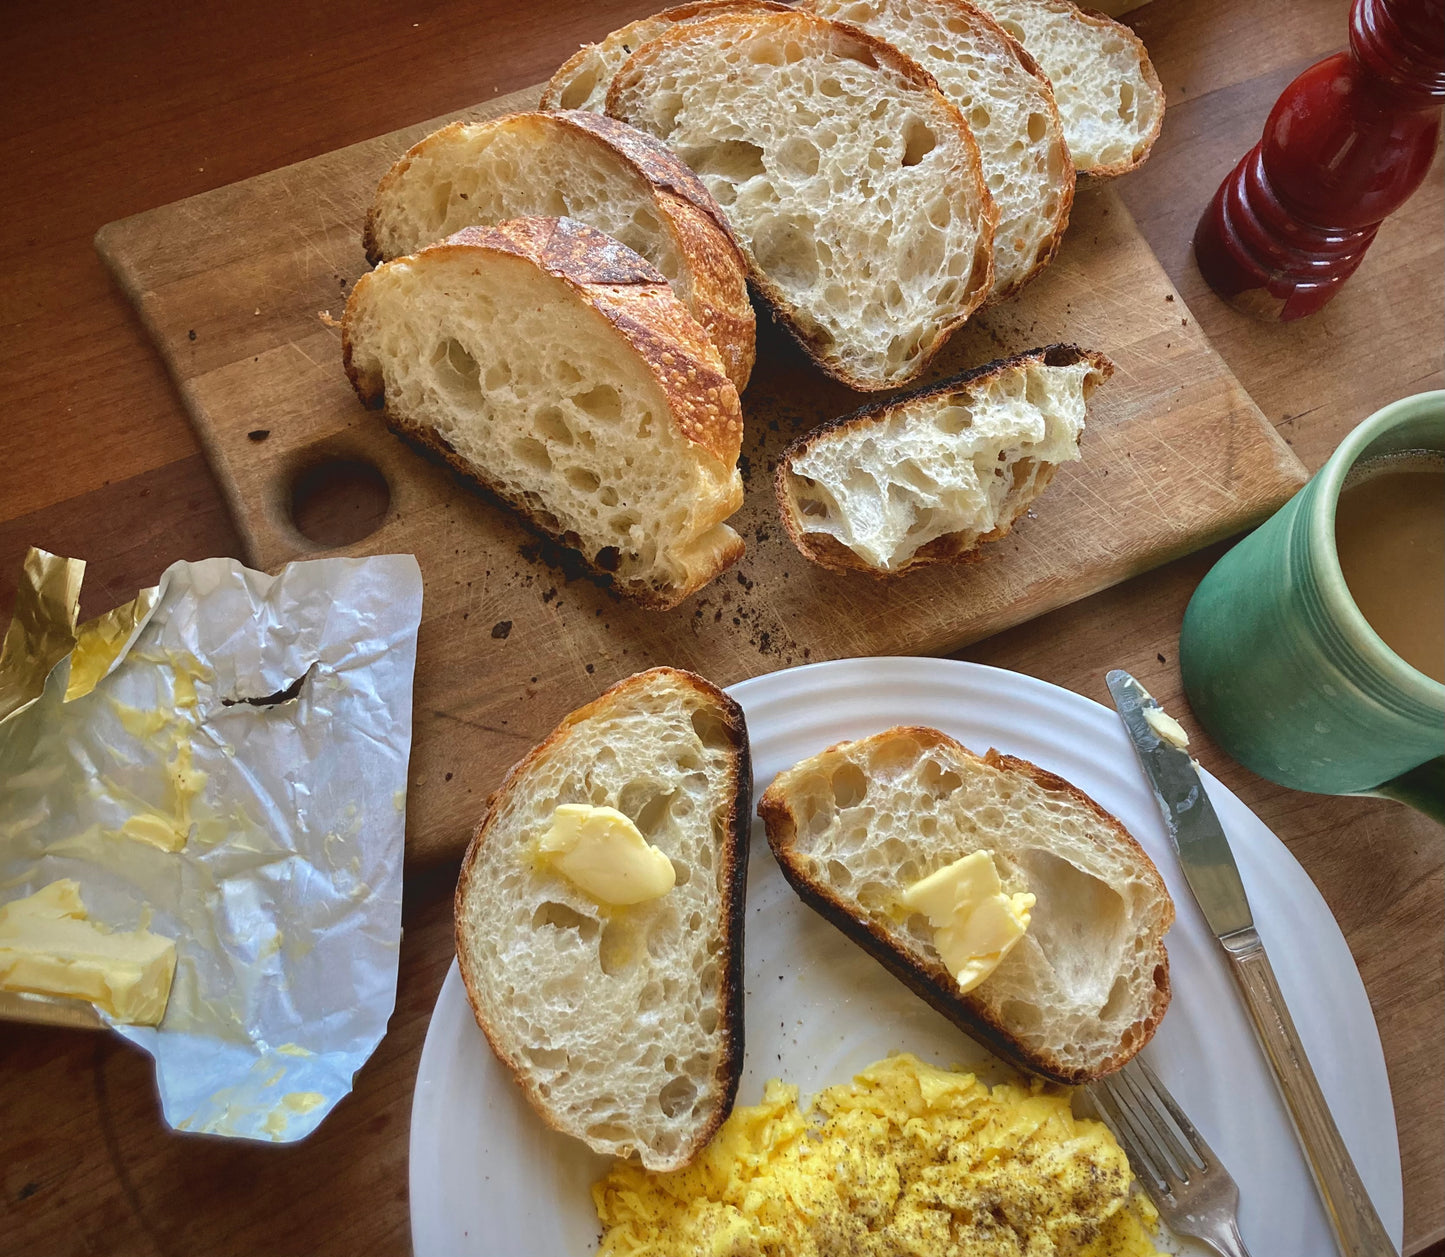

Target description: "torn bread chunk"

left=777, top=344, right=1112, bottom=575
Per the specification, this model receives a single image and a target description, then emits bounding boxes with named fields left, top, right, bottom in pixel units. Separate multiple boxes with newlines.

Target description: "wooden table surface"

left=1, top=1, right=1440, bottom=1253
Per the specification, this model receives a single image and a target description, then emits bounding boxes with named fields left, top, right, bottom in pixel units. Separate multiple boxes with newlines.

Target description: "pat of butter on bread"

left=0, top=880, right=176, bottom=1025
left=540, top=804, right=676, bottom=906
left=900, top=851, right=1036, bottom=993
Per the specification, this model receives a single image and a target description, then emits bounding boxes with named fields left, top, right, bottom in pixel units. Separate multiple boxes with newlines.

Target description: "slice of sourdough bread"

left=776, top=344, right=1112, bottom=575
left=606, top=8, right=998, bottom=391
left=758, top=727, right=1173, bottom=1083
left=540, top=1, right=791, bottom=114
left=342, top=217, right=744, bottom=609
left=805, top=0, right=1074, bottom=300
left=455, top=667, right=751, bottom=1170
left=968, top=0, right=1164, bottom=175
left=363, top=111, right=756, bottom=393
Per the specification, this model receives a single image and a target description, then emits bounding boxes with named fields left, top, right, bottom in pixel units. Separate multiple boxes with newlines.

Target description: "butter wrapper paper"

left=0, top=554, right=422, bottom=1142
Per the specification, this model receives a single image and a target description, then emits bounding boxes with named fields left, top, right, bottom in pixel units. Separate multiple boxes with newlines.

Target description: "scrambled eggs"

left=594, top=1054, right=1163, bottom=1257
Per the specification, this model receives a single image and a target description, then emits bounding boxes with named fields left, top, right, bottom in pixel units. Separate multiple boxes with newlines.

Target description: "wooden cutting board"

left=94, top=83, right=1307, bottom=865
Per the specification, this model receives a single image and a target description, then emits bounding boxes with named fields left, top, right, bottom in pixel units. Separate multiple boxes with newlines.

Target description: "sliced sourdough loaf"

left=455, top=667, right=751, bottom=1171
left=804, top=0, right=1073, bottom=300
left=758, top=727, right=1174, bottom=1083
left=342, top=216, right=744, bottom=609
left=363, top=111, right=755, bottom=393
left=606, top=8, right=998, bottom=391
left=777, top=344, right=1112, bottom=575
left=540, top=1, right=791, bottom=114
left=968, top=0, right=1164, bottom=175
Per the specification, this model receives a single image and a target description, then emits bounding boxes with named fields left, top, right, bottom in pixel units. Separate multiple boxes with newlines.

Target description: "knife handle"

left=1226, top=932, right=1397, bottom=1257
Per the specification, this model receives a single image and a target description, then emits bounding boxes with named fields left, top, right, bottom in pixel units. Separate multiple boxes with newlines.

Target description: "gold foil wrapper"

left=0, top=548, right=85, bottom=724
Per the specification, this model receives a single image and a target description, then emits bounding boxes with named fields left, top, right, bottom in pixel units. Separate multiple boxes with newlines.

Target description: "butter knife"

left=1105, top=669, right=1396, bottom=1257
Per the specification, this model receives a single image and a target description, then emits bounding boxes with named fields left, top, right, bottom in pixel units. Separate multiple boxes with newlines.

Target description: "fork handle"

left=1225, top=929, right=1397, bottom=1257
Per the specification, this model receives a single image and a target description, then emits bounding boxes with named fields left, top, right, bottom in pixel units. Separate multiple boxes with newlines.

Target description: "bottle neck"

left=1350, top=0, right=1445, bottom=103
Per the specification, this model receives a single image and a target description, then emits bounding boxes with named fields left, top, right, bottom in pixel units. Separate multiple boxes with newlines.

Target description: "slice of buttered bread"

left=758, top=727, right=1173, bottom=1083
left=607, top=8, right=998, bottom=390
left=456, top=668, right=751, bottom=1171
left=342, top=217, right=745, bottom=609
left=540, top=1, right=790, bottom=114
left=777, top=344, right=1112, bottom=575
left=969, top=0, right=1164, bottom=175
left=363, top=111, right=755, bottom=393
left=805, top=0, right=1074, bottom=300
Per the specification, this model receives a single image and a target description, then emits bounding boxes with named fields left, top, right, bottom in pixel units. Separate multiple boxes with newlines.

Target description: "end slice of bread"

left=455, top=667, right=751, bottom=1171
left=758, top=726, right=1173, bottom=1083
left=363, top=111, right=756, bottom=393
left=969, top=0, right=1164, bottom=175
left=805, top=0, right=1074, bottom=300
left=776, top=344, right=1113, bottom=575
left=607, top=8, right=998, bottom=391
left=540, top=1, right=791, bottom=114
left=342, top=216, right=745, bottom=609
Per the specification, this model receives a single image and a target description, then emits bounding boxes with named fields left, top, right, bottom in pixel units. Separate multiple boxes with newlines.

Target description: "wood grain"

left=1, top=0, right=1441, bottom=1253
left=93, top=87, right=1305, bottom=862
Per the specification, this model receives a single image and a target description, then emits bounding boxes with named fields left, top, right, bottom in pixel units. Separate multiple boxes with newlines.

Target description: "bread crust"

left=342, top=216, right=745, bottom=609
left=362, top=111, right=756, bottom=393
left=758, top=726, right=1173, bottom=1084
left=605, top=8, right=1000, bottom=392
left=775, top=343, right=1113, bottom=576
left=454, top=667, right=752, bottom=1169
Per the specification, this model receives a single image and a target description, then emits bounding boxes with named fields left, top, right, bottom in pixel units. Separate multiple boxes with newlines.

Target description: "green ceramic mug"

left=1180, top=390, right=1445, bottom=820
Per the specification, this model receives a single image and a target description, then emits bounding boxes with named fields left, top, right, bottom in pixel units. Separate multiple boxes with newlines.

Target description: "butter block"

left=0, top=880, right=177, bottom=1024
left=900, top=851, right=1035, bottom=994
left=539, top=804, right=675, bottom=907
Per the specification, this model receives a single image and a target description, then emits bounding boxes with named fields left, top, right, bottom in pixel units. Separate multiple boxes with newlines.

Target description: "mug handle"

left=1358, top=757, right=1445, bottom=824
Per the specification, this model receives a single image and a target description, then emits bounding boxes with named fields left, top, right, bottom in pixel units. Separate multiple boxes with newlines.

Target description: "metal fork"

left=1089, top=1057, right=1252, bottom=1257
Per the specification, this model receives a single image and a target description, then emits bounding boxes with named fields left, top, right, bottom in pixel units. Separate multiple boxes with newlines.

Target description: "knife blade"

left=1105, top=669, right=1396, bottom=1257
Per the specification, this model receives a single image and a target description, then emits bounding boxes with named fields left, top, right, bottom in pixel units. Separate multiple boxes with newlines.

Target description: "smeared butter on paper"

left=0, top=549, right=422, bottom=1143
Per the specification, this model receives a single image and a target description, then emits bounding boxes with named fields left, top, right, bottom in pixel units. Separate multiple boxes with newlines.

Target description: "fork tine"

left=1112, top=1063, right=1204, bottom=1181
left=1131, top=1056, right=1220, bottom=1171
left=1091, top=1075, right=1170, bottom=1196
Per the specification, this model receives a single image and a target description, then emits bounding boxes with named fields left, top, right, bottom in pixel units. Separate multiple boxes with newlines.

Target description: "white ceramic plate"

left=410, top=658, right=1403, bottom=1256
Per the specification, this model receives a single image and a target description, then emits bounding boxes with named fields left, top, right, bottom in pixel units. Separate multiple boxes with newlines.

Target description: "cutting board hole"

left=290, top=458, right=391, bottom=546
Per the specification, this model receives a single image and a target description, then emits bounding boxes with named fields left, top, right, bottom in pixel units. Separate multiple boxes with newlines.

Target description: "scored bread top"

left=606, top=8, right=999, bottom=391
left=362, top=111, right=756, bottom=393
left=968, top=0, right=1164, bottom=175
left=342, top=217, right=745, bottom=608
left=540, top=1, right=793, bottom=113
left=455, top=667, right=752, bottom=1170
left=758, top=726, right=1173, bottom=1083
left=805, top=0, right=1074, bottom=301
left=776, top=344, right=1113, bottom=575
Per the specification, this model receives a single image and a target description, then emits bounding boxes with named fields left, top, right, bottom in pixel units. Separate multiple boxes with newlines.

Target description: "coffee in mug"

left=1333, top=451, right=1444, bottom=684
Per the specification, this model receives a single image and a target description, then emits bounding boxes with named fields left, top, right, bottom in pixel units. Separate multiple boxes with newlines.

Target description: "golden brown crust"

left=454, top=667, right=752, bottom=1169
left=361, top=111, right=756, bottom=393
left=605, top=8, right=1000, bottom=392
left=774, top=343, right=1114, bottom=576
left=341, top=217, right=745, bottom=609
left=758, top=726, right=1172, bottom=1083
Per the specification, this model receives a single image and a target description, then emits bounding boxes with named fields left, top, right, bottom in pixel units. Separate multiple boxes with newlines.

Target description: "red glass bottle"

left=1193, top=0, right=1445, bottom=321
